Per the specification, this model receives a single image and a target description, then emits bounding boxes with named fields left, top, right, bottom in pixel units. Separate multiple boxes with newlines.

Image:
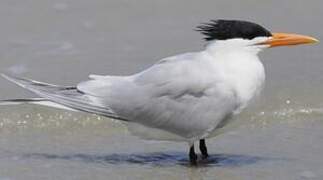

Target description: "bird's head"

left=196, top=19, right=319, bottom=53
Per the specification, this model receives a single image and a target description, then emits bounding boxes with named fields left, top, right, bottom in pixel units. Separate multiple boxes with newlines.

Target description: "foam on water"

left=0, top=103, right=322, bottom=134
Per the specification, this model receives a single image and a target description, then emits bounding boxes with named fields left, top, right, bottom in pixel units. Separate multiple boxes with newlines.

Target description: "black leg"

left=199, top=139, right=208, bottom=159
left=189, top=145, right=197, bottom=165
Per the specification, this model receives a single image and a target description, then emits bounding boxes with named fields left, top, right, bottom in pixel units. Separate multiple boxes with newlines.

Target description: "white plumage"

left=82, top=38, right=267, bottom=143
left=3, top=37, right=268, bottom=144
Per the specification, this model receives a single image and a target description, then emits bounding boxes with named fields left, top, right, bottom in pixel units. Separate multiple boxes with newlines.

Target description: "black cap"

left=196, top=20, right=272, bottom=41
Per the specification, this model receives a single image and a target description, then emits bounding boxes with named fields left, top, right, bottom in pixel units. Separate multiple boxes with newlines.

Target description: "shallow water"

left=1, top=105, right=323, bottom=180
left=0, top=0, right=323, bottom=179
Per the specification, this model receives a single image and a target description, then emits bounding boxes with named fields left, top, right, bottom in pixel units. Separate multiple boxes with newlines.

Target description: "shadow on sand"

left=22, top=152, right=286, bottom=167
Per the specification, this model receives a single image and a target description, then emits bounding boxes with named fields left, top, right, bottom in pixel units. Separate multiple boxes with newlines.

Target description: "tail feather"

left=0, top=98, right=78, bottom=111
left=1, top=74, right=128, bottom=121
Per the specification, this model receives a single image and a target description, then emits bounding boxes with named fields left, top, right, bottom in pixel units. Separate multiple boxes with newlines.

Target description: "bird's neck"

left=205, top=40, right=263, bottom=55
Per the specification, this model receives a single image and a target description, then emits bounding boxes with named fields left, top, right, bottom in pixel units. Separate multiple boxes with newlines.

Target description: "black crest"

left=196, top=19, right=272, bottom=41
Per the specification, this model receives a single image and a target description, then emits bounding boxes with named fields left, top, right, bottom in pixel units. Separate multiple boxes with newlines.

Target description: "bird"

left=1, top=19, right=318, bottom=165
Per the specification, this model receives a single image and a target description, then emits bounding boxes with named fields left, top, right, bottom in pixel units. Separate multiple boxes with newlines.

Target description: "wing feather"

left=1, top=74, right=127, bottom=121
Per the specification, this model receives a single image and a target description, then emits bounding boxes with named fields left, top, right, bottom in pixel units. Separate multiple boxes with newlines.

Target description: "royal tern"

left=1, top=19, right=318, bottom=165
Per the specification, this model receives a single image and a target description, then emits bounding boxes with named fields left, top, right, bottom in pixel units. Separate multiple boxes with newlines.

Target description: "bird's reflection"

left=23, top=152, right=283, bottom=167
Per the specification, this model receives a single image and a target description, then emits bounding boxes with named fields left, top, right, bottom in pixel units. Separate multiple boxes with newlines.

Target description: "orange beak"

left=260, top=33, right=319, bottom=47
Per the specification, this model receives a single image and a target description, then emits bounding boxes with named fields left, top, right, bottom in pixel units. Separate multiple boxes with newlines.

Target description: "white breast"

left=205, top=39, right=266, bottom=111
left=213, top=51, right=265, bottom=113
